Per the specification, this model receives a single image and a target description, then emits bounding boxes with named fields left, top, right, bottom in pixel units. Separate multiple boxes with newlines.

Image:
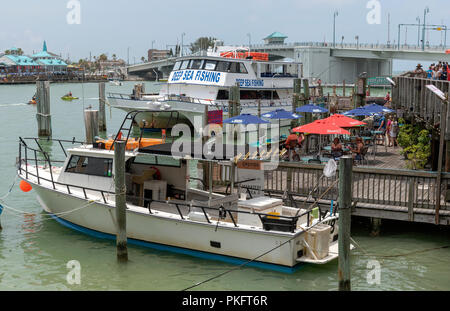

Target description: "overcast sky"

left=0, top=0, right=448, bottom=69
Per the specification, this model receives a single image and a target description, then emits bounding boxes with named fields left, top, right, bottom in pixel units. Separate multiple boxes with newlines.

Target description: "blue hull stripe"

left=49, top=214, right=303, bottom=274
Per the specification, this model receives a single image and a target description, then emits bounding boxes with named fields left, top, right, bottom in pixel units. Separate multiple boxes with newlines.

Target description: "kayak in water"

left=62, top=91, right=78, bottom=101
left=61, top=96, right=79, bottom=101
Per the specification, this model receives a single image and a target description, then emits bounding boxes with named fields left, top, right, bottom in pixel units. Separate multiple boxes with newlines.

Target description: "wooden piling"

left=84, top=109, right=99, bottom=144
left=114, top=140, right=128, bottom=262
left=36, top=81, right=52, bottom=136
left=292, top=79, right=302, bottom=126
left=370, top=218, right=382, bottom=236
left=343, top=80, right=346, bottom=97
left=98, top=82, right=107, bottom=132
left=302, top=79, right=311, bottom=124
left=338, top=156, right=352, bottom=291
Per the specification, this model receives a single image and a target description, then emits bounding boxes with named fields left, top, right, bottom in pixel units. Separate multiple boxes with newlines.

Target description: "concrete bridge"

left=127, top=57, right=177, bottom=80
left=128, top=42, right=450, bottom=83
left=250, top=42, right=450, bottom=84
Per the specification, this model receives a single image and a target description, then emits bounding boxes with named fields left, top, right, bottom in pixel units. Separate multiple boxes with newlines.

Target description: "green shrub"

left=398, top=124, right=431, bottom=170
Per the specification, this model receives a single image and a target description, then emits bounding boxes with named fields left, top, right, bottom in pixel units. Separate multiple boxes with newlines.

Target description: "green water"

left=0, top=81, right=449, bottom=291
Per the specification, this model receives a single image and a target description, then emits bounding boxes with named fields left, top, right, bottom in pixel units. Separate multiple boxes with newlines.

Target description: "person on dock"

left=388, top=118, right=399, bottom=147
left=386, top=116, right=393, bottom=147
left=284, top=130, right=300, bottom=161
left=349, top=137, right=365, bottom=162
left=376, top=114, right=386, bottom=145
left=384, top=92, right=391, bottom=105
left=331, top=137, right=344, bottom=159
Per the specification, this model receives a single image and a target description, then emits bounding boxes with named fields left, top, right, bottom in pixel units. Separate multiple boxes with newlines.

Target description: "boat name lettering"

left=236, top=79, right=264, bottom=87
left=170, top=70, right=221, bottom=83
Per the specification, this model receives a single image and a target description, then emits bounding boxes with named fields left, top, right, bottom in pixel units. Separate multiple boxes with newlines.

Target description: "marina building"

left=0, top=47, right=39, bottom=74
left=263, top=32, right=288, bottom=45
left=31, top=41, right=68, bottom=74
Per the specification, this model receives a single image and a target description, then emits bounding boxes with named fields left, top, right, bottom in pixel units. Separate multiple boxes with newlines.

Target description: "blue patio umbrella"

left=296, top=104, right=329, bottom=113
left=343, top=107, right=376, bottom=117
left=261, top=109, right=302, bottom=141
left=364, top=104, right=394, bottom=114
left=223, top=114, right=269, bottom=146
left=223, top=113, right=270, bottom=125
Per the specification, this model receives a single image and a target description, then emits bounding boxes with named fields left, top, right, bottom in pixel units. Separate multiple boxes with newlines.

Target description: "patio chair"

left=356, top=146, right=370, bottom=165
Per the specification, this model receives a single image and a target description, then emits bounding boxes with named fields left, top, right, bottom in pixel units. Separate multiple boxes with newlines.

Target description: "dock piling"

left=114, top=140, right=128, bottom=262
left=338, top=156, right=352, bottom=291
left=98, top=82, right=107, bottom=132
left=36, top=81, right=52, bottom=137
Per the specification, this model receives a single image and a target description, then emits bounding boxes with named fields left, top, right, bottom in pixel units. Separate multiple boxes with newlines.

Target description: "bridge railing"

left=247, top=42, right=448, bottom=52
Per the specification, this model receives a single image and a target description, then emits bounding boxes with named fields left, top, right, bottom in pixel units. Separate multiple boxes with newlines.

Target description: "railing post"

left=408, top=179, right=415, bottom=222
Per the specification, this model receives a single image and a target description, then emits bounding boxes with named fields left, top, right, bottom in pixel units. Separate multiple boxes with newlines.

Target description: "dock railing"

left=392, top=76, right=450, bottom=126
left=213, top=162, right=450, bottom=221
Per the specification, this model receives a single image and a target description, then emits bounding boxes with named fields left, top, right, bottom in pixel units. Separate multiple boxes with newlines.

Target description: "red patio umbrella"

left=292, top=120, right=350, bottom=135
left=321, top=114, right=366, bottom=128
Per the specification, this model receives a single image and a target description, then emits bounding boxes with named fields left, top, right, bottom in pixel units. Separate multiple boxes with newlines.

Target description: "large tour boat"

left=108, top=46, right=303, bottom=133
left=17, top=111, right=344, bottom=272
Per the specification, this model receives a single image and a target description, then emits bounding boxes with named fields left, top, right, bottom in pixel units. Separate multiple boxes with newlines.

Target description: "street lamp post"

left=416, top=17, right=421, bottom=47
left=333, top=11, right=339, bottom=48
left=422, top=7, right=430, bottom=51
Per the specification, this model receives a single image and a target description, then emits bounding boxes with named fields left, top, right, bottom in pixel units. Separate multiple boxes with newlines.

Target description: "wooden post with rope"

left=36, top=81, right=52, bottom=137
left=338, top=155, right=352, bottom=291
left=114, top=140, right=128, bottom=262
left=98, top=82, right=107, bottom=132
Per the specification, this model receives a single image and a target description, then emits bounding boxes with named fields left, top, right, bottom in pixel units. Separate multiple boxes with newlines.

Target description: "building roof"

left=32, top=51, right=54, bottom=58
left=36, top=58, right=67, bottom=66
left=264, top=32, right=288, bottom=40
left=4, top=55, right=39, bottom=66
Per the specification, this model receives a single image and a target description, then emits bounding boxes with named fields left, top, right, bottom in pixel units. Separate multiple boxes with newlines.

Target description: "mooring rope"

left=181, top=214, right=334, bottom=291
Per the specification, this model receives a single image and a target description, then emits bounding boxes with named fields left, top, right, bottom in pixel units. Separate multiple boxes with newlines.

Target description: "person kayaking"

left=65, top=91, right=73, bottom=98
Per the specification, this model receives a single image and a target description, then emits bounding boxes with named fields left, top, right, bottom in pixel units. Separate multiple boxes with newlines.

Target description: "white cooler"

left=237, top=197, right=283, bottom=227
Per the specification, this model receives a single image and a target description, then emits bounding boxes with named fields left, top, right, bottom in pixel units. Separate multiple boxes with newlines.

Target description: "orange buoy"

left=20, top=180, right=32, bottom=192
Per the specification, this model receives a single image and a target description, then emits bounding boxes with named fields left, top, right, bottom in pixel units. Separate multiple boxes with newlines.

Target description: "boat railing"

left=108, top=92, right=293, bottom=109
left=18, top=137, right=114, bottom=204
left=17, top=137, right=327, bottom=231
left=132, top=195, right=321, bottom=232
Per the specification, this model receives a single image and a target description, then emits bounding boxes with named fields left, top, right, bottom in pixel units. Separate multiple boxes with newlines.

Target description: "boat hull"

left=31, top=181, right=305, bottom=270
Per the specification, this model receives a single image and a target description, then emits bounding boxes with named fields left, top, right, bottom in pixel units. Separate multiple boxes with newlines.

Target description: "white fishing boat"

left=108, top=45, right=303, bottom=132
left=17, top=111, right=344, bottom=272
